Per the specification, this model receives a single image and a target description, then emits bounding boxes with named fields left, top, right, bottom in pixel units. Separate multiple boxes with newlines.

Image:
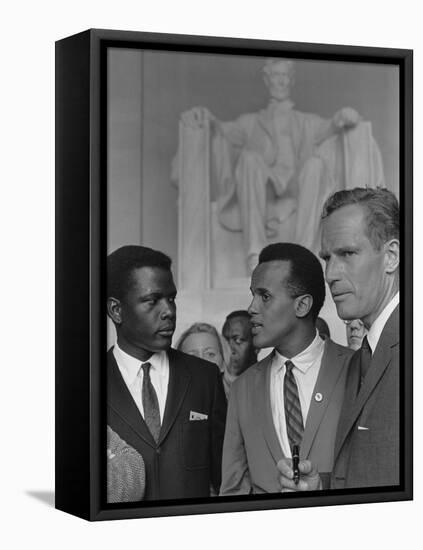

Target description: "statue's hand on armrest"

left=332, top=107, right=361, bottom=131
left=181, top=106, right=217, bottom=129
left=316, top=107, right=361, bottom=145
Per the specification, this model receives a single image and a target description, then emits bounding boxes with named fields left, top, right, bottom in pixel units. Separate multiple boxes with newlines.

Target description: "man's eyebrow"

left=250, top=286, right=268, bottom=295
left=319, top=245, right=359, bottom=259
left=140, top=291, right=162, bottom=300
left=334, top=245, right=359, bottom=254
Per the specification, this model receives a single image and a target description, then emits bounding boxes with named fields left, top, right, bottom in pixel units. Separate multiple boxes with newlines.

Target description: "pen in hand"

left=292, top=444, right=300, bottom=485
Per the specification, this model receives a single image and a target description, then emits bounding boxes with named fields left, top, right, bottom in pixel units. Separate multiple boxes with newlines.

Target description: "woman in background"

left=176, top=322, right=226, bottom=372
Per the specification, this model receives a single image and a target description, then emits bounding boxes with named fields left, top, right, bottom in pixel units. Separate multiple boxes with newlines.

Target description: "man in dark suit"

left=107, top=245, right=227, bottom=501
left=278, top=188, right=400, bottom=490
left=220, top=243, right=353, bottom=495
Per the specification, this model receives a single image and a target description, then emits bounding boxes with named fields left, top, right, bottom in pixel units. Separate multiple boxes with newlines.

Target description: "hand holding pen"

left=277, top=456, right=322, bottom=492
left=292, top=444, right=300, bottom=485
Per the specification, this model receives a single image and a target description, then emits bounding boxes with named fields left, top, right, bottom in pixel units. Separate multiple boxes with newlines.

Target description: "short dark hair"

left=107, top=245, right=172, bottom=300
left=258, top=243, right=325, bottom=321
left=321, top=187, right=399, bottom=250
left=222, top=310, right=251, bottom=336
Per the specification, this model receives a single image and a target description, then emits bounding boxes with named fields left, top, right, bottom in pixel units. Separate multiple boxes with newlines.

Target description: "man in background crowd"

left=345, top=319, right=367, bottom=351
left=221, top=310, right=258, bottom=397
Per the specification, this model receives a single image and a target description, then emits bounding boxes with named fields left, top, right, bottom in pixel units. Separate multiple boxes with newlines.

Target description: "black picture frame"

left=55, top=28, right=413, bottom=521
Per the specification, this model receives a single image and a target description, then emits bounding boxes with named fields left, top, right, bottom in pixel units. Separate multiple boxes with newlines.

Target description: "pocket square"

left=189, top=410, right=208, bottom=421
left=358, top=425, right=369, bottom=431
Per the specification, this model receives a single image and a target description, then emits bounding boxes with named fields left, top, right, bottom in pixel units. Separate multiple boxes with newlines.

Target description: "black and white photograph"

left=3, top=0, right=421, bottom=547
left=101, top=37, right=410, bottom=512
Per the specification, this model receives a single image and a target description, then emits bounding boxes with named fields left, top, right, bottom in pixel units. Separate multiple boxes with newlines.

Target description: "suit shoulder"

left=326, top=338, right=355, bottom=359
left=169, top=348, right=221, bottom=378
left=230, top=354, right=270, bottom=392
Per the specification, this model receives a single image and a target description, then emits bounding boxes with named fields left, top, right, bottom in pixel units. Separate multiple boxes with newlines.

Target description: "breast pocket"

left=180, top=420, right=209, bottom=470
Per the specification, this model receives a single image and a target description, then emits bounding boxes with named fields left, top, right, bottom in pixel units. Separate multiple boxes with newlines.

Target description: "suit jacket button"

left=314, top=392, right=323, bottom=402
left=156, top=447, right=161, bottom=454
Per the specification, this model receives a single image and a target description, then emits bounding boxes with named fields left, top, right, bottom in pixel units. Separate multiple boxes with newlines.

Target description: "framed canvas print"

left=55, top=29, right=413, bottom=521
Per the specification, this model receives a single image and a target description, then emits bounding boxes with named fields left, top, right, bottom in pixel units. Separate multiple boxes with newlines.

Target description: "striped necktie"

left=284, top=360, right=304, bottom=450
left=140, top=362, right=161, bottom=443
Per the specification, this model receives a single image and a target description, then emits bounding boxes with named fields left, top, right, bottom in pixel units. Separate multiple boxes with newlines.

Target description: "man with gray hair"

left=278, top=187, right=400, bottom=490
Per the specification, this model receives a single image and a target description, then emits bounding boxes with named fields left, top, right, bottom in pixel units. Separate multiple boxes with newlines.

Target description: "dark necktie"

left=284, top=360, right=304, bottom=450
left=359, top=336, right=372, bottom=389
left=141, top=362, right=161, bottom=443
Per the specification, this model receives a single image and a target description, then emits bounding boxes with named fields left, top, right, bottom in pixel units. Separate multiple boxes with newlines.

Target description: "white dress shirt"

left=366, top=292, right=399, bottom=355
left=270, top=331, right=325, bottom=458
left=113, top=343, right=169, bottom=422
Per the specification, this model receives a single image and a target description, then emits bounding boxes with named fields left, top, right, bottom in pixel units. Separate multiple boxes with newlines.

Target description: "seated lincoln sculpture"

left=175, top=58, right=384, bottom=273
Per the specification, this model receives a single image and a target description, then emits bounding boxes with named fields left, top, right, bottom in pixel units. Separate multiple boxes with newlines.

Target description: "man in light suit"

left=107, top=246, right=227, bottom=501
left=220, top=243, right=353, bottom=495
left=278, top=188, right=400, bottom=490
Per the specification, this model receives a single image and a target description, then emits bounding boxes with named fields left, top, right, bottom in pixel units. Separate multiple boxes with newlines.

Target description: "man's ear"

left=384, top=239, right=400, bottom=274
left=107, top=297, right=122, bottom=325
left=294, top=294, right=313, bottom=319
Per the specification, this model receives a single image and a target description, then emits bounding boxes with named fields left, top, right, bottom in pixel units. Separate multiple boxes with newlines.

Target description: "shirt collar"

left=367, top=292, right=399, bottom=354
left=114, top=342, right=167, bottom=385
left=274, top=330, right=325, bottom=374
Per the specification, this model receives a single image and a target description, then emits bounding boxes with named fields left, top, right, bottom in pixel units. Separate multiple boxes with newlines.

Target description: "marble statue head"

left=262, top=58, right=295, bottom=102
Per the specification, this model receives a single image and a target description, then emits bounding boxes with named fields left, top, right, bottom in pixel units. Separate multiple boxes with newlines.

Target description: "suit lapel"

left=301, top=340, right=348, bottom=458
left=158, top=348, right=191, bottom=445
left=333, top=350, right=360, bottom=459
left=257, top=352, right=285, bottom=462
left=107, top=349, right=156, bottom=448
left=334, top=306, right=399, bottom=460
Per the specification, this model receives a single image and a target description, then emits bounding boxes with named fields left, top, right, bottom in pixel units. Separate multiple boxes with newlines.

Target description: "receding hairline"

left=321, top=188, right=399, bottom=248
left=321, top=201, right=384, bottom=249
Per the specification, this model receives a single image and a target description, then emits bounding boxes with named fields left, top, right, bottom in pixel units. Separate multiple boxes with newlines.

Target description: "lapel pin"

left=314, top=392, right=323, bottom=402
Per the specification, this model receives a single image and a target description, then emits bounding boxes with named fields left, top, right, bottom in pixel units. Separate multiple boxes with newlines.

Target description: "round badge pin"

left=314, top=392, right=323, bottom=402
